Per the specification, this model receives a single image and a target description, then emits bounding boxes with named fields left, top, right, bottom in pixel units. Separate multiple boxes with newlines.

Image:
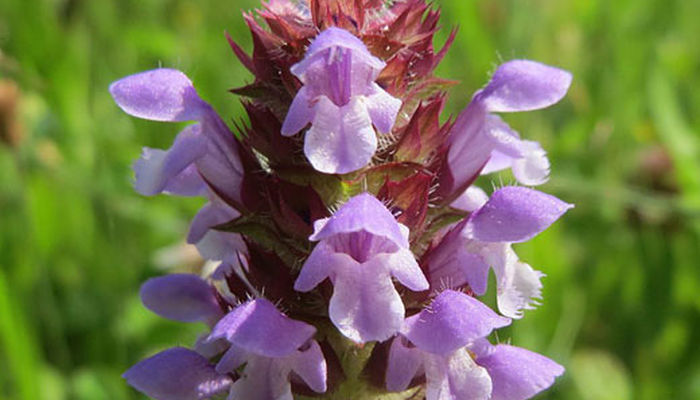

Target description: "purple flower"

left=208, top=298, right=327, bottom=399
left=140, top=274, right=224, bottom=327
left=386, top=290, right=563, bottom=400
left=428, top=186, right=573, bottom=318
left=444, top=60, right=571, bottom=195
left=479, top=123, right=551, bottom=186
left=131, top=124, right=208, bottom=197
left=294, top=192, right=429, bottom=343
left=474, top=342, right=565, bottom=400
left=110, top=68, right=244, bottom=202
left=178, top=197, right=248, bottom=285
left=187, top=197, right=247, bottom=270
left=110, top=68, right=248, bottom=272
left=138, top=273, right=233, bottom=361
left=123, top=347, right=232, bottom=400
left=281, top=27, right=402, bottom=174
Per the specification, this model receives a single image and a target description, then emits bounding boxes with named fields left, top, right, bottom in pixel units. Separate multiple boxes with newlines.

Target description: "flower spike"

left=112, top=2, right=573, bottom=399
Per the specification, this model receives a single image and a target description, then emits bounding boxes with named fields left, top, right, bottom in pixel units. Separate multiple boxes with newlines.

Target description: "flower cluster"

left=111, top=1, right=572, bottom=399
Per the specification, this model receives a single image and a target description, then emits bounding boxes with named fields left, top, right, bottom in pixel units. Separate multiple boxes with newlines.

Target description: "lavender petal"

left=281, top=86, right=314, bottom=136
left=451, top=186, right=489, bottom=212
left=402, top=290, right=511, bottom=355
left=123, top=347, right=231, bottom=400
left=329, top=262, right=404, bottom=343
left=386, top=337, right=424, bottom=392
left=140, top=274, right=223, bottom=325
left=293, top=240, right=340, bottom=292
left=209, top=298, right=316, bottom=358
left=303, top=96, right=377, bottom=174
left=309, top=192, right=407, bottom=249
left=476, top=344, right=564, bottom=400
left=366, top=83, right=402, bottom=134
left=477, top=60, right=572, bottom=113
left=132, top=124, right=207, bottom=196
left=424, top=349, right=492, bottom=400
left=288, top=340, right=328, bottom=393
left=467, top=186, right=573, bottom=243
left=386, top=249, right=429, bottom=292
left=109, top=68, right=208, bottom=122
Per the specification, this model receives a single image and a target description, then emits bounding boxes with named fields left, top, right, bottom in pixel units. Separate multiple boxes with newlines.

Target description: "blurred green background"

left=1, top=0, right=698, bottom=399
